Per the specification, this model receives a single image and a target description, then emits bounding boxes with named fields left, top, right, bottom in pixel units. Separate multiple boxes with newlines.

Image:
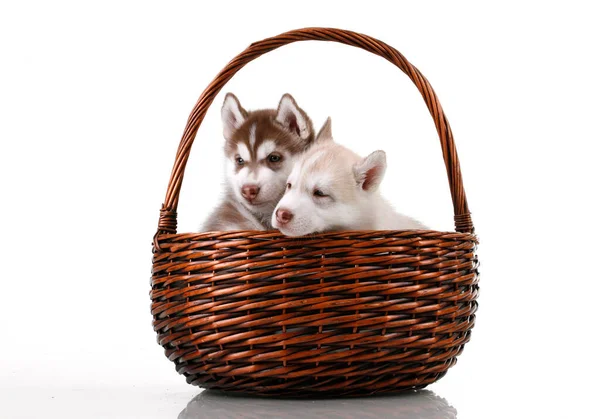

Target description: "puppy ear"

left=221, top=93, right=248, bottom=140
left=315, top=117, right=333, bottom=143
left=276, top=94, right=313, bottom=142
left=353, top=150, right=387, bottom=192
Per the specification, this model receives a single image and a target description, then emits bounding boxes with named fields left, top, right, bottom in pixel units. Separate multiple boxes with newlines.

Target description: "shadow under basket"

left=151, top=27, right=479, bottom=397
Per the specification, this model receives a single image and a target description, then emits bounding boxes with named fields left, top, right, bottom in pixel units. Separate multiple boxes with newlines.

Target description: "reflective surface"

left=178, top=390, right=457, bottom=419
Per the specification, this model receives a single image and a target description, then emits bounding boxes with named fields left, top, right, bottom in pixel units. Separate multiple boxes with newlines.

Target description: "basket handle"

left=155, top=27, right=473, bottom=238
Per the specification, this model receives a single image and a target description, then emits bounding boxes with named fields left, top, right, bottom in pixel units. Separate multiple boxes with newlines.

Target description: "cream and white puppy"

left=272, top=118, right=426, bottom=236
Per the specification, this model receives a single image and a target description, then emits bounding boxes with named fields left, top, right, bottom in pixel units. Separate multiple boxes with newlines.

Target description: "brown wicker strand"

left=454, top=213, right=474, bottom=233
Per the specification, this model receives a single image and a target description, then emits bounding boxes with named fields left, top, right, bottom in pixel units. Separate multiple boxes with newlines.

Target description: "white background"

left=1, top=1, right=599, bottom=418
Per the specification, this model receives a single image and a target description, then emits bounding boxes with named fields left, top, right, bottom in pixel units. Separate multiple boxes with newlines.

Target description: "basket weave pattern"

left=151, top=28, right=479, bottom=396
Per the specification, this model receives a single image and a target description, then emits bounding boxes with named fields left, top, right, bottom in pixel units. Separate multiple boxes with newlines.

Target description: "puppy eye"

left=286, top=182, right=292, bottom=189
left=268, top=153, right=282, bottom=163
left=236, top=157, right=245, bottom=165
left=313, top=189, right=328, bottom=197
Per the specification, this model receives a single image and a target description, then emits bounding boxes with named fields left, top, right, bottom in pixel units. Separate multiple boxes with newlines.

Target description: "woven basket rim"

left=155, top=229, right=478, bottom=241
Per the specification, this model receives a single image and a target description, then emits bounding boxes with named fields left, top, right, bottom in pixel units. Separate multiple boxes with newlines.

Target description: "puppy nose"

left=276, top=208, right=293, bottom=224
left=241, top=184, right=260, bottom=201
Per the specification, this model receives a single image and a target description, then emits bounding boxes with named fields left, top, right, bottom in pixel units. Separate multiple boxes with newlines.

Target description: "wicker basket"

left=151, top=27, right=479, bottom=397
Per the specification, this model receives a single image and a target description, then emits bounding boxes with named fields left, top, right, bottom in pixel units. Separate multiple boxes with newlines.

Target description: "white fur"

left=229, top=141, right=295, bottom=211
left=226, top=151, right=296, bottom=211
left=272, top=123, right=426, bottom=236
left=300, top=147, right=327, bottom=172
left=257, top=140, right=276, bottom=161
left=222, top=94, right=246, bottom=140
left=237, top=143, right=251, bottom=162
left=249, top=123, right=257, bottom=148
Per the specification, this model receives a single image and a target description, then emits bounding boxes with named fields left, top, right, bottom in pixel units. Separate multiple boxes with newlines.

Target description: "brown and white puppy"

left=272, top=118, right=427, bottom=236
left=202, top=93, right=315, bottom=231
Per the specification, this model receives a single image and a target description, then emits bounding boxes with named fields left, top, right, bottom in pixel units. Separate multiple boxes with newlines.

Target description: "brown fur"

left=202, top=200, right=265, bottom=231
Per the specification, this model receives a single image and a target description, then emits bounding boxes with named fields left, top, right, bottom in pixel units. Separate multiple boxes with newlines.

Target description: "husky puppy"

left=272, top=118, right=427, bottom=236
left=202, top=93, right=316, bottom=231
